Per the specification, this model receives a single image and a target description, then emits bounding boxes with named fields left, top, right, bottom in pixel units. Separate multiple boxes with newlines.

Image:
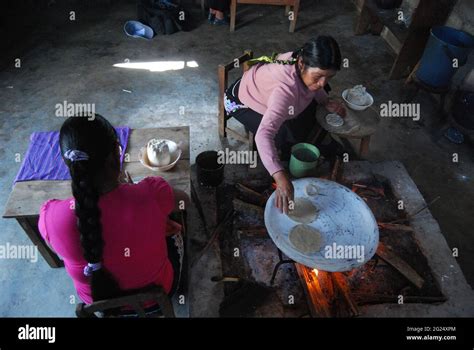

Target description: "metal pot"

left=196, top=151, right=225, bottom=187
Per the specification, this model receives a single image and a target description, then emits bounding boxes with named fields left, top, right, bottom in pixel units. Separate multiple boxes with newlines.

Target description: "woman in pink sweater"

left=224, top=36, right=345, bottom=214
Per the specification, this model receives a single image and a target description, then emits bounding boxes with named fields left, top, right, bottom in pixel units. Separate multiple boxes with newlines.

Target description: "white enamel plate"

left=264, top=178, right=379, bottom=271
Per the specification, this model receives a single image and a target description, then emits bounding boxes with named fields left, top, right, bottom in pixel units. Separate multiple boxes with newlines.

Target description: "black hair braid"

left=60, top=114, right=122, bottom=302
left=70, top=162, right=103, bottom=263
left=291, top=47, right=304, bottom=60
left=69, top=159, right=121, bottom=301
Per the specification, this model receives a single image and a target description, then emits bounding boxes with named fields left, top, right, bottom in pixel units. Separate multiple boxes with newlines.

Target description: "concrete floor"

left=0, top=0, right=473, bottom=316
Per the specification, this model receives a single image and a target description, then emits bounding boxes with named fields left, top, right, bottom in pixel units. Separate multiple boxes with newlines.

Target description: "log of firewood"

left=236, top=226, right=268, bottom=236
left=236, top=183, right=265, bottom=206
left=331, top=272, right=360, bottom=317
left=232, top=198, right=264, bottom=217
left=296, top=266, right=360, bottom=318
left=376, top=242, right=425, bottom=289
left=330, top=156, right=342, bottom=181
left=191, top=210, right=235, bottom=267
left=377, top=222, right=414, bottom=232
left=318, top=270, right=335, bottom=300
left=295, top=264, right=332, bottom=318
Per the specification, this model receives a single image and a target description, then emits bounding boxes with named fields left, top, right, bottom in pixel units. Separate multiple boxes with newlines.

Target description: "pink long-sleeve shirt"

left=238, top=52, right=328, bottom=176
left=38, top=176, right=175, bottom=304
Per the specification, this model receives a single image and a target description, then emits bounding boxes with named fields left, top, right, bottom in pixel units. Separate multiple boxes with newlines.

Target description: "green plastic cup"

left=289, top=143, right=321, bottom=178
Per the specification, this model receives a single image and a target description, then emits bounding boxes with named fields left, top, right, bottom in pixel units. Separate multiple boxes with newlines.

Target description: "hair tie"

left=83, top=262, right=102, bottom=276
left=64, top=149, right=89, bottom=162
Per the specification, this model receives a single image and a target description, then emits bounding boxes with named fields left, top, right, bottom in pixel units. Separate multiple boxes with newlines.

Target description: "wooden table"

left=2, top=127, right=191, bottom=268
left=311, top=106, right=380, bottom=158
left=230, top=0, right=300, bottom=33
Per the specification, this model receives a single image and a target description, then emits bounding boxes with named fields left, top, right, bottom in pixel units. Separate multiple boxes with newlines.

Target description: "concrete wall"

left=446, top=0, right=474, bottom=35
left=357, top=0, right=471, bottom=32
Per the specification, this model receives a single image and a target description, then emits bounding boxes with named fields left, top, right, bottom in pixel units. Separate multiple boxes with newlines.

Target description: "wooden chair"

left=230, top=0, right=300, bottom=33
left=75, top=286, right=175, bottom=318
left=218, top=50, right=255, bottom=152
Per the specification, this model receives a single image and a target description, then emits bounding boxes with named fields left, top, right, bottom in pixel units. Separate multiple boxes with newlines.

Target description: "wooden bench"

left=230, top=0, right=300, bottom=32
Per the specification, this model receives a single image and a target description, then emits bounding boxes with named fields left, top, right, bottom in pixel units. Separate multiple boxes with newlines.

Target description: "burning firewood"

left=295, top=264, right=332, bottom=318
left=331, top=272, right=360, bottom=317
left=295, top=264, right=360, bottom=318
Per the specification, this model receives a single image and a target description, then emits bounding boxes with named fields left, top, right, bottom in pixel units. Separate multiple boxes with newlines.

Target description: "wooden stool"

left=311, top=106, right=380, bottom=159
left=75, top=286, right=175, bottom=318
left=230, top=0, right=300, bottom=33
left=405, top=64, right=450, bottom=119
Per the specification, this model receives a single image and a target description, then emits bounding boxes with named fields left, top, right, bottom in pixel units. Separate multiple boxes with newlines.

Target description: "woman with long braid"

left=38, top=114, right=187, bottom=309
left=224, top=36, right=346, bottom=215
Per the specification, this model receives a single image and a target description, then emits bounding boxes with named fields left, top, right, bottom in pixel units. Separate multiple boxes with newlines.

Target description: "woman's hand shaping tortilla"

left=273, top=170, right=294, bottom=215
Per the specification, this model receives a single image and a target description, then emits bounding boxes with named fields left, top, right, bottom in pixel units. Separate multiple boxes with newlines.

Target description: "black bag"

left=137, top=0, right=190, bottom=35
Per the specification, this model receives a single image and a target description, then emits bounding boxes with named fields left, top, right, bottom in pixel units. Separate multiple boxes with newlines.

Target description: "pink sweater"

left=238, top=52, right=328, bottom=175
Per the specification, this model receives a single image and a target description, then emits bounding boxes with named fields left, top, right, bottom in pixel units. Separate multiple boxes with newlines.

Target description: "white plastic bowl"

left=139, top=139, right=181, bottom=172
left=342, top=89, right=374, bottom=111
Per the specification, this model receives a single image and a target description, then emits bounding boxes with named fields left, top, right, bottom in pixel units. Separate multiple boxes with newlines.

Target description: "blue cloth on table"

left=13, top=127, right=131, bottom=184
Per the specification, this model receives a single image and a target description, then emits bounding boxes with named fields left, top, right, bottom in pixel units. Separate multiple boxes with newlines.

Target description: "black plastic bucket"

left=196, top=151, right=224, bottom=187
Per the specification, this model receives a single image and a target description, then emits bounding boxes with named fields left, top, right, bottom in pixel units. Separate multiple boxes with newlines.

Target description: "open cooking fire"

left=228, top=174, right=445, bottom=317
left=297, top=264, right=359, bottom=318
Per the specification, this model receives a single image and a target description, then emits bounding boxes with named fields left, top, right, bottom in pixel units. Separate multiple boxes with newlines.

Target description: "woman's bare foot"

left=213, top=10, right=228, bottom=25
left=215, top=10, right=224, bottom=20
left=208, top=8, right=216, bottom=23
